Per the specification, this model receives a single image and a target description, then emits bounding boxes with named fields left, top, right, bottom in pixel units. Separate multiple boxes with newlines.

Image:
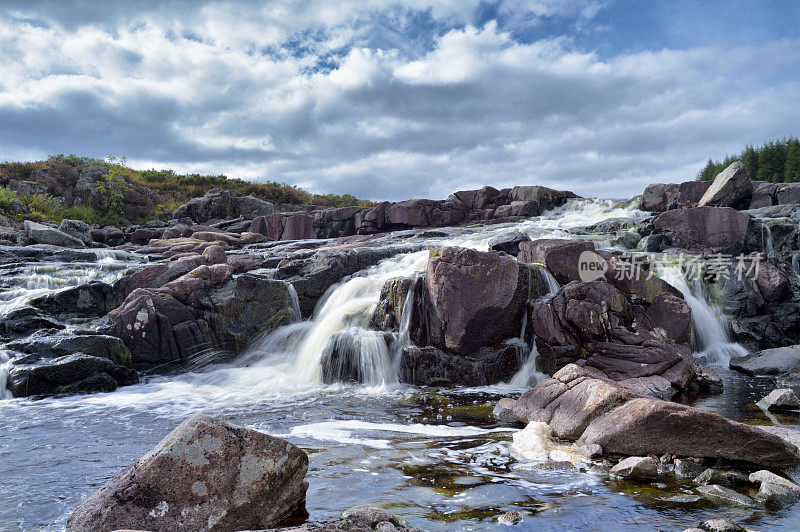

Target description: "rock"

left=730, top=345, right=800, bottom=376
left=493, top=398, right=520, bottom=424
left=517, top=239, right=594, bottom=285
left=695, top=485, right=753, bottom=507
left=498, top=510, right=523, bottom=526
left=609, top=456, right=658, bottom=479
left=514, top=364, right=800, bottom=468
left=674, top=458, right=705, bottom=479
left=58, top=219, right=93, bottom=246
left=8, top=178, right=49, bottom=197
left=529, top=281, right=699, bottom=392
left=319, top=329, right=391, bottom=384
left=91, top=226, right=125, bottom=246
left=577, top=442, right=603, bottom=460
left=23, top=220, right=86, bottom=248
left=698, top=161, right=753, bottom=209
left=282, top=213, right=315, bottom=240
left=508, top=186, right=579, bottom=215
left=488, top=231, right=530, bottom=256
left=265, top=506, right=425, bottom=532
left=67, top=413, right=308, bottom=532
left=131, top=227, right=163, bottom=245
left=202, top=244, right=228, bottom=265
left=0, top=306, right=64, bottom=337
left=399, top=344, right=524, bottom=387
left=755, top=261, right=790, bottom=302
left=7, top=353, right=138, bottom=397
left=679, top=180, right=713, bottom=207
left=642, top=183, right=679, bottom=212
left=697, top=519, right=748, bottom=532
left=749, top=470, right=800, bottom=508
left=7, top=334, right=131, bottom=365
left=173, top=189, right=275, bottom=223
left=424, top=247, right=544, bottom=355
left=115, top=254, right=207, bottom=300
left=652, top=207, right=754, bottom=254
left=758, top=388, right=799, bottom=412
left=694, top=468, right=749, bottom=487
left=30, top=281, right=118, bottom=316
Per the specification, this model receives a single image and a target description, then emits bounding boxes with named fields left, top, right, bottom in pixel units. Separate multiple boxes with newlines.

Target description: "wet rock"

left=399, top=344, right=523, bottom=387
left=517, top=239, right=595, bottom=285
left=7, top=334, right=131, bottom=365
left=695, top=485, right=753, bottom=507
left=488, top=231, right=530, bottom=256
left=493, top=398, right=520, bottom=424
left=507, top=186, right=578, bottom=216
left=749, top=470, right=800, bottom=508
left=730, top=345, right=800, bottom=376
left=7, top=353, right=138, bottom=397
left=371, top=277, right=416, bottom=331
left=497, top=510, right=523, bottom=526
left=23, top=220, right=86, bottom=248
left=514, top=364, right=800, bottom=468
left=758, top=388, right=799, bottom=412
left=698, top=162, right=753, bottom=209
left=264, top=506, right=425, bottom=532
left=425, top=247, right=542, bottom=355
left=67, top=413, right=308, bottom=532
left=696, top=519, right=748, bottom=532
left=577, top=442, right=603, bottom=460
left=0, top=306, right=64, bottom=337
left=319, top=329, right=391, bottom=384
left=530, top=281, right=699, bottom=393
left=173, top=188, right=275, bottom=223
left=30, top=281, right=118, bottom=316
left=609, top=456, right=658, bottom=480
left=58, top=219, right=93, bottom=246
left=694, top=468, right=749, bottom=487
left=652, top=207, right=754, bottom=254
left=674, top=458, right=705, bottom=479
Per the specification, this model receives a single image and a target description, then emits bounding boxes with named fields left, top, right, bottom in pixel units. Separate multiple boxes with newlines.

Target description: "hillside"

left=0, top=154, right=373, bottom=226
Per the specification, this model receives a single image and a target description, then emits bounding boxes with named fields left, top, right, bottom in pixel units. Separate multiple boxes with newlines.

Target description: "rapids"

left=1, top=199, right=798, bottom=531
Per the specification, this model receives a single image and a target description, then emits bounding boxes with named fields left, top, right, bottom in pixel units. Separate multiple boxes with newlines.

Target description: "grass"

left=0, top=154, right=375, bottom=227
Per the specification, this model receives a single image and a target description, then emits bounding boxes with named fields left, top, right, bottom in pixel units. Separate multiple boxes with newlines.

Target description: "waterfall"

left=0, top=350, right=10, bottom=400
left=761, top=223, right=775, bottom=259
left=508, top=269, right=560, bottom=387
left=657, top=264, right=748, bottom=365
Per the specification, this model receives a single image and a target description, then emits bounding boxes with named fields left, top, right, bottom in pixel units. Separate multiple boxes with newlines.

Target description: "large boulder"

left=529, top=281, right=706, bottom=396
left=313, top=206, right=367, bottom=238
left=173, top=189, right=275, bottom=223
left=517, top=239, right=595, bottom=285
left=642, top=183, right=679, bottom=212
left=30, top=281, right=118, bottom=317
left=58, top=219, right=93, bottom=246
left=730, top=345, right=800, bottom=376
left=23, top=220, right=86, bottom=248
left=652, top=207, right=754, bottom=254
left=507, top=186, right=579, bottom=216
left=424, top=247, right=544, bottom=355
left=7, top=353, right=138, bottom=397
left=7, top=334, right=131, bottom=366
left=698, top=162, right=753, bottom=209
left=67, top=414, right=308, bottom=532
left=513, top=364, right=800, bottom=468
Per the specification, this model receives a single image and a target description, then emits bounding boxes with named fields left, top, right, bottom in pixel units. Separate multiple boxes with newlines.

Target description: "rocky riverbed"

left=1, top=162, right=800, bottom=531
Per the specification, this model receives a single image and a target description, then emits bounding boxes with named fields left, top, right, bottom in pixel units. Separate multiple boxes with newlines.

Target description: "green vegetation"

left=0, top=154, right=374, bottom=226
left=698, top=137, right=800, bottom=182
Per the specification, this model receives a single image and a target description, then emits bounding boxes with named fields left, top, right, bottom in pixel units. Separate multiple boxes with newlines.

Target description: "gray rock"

left=173, top=189, right=275, bottom=223
left=399, top=344, right=524, bottom=387
left=757, top=388, right=799, bottom=412
left=652, top=207, right=754, bottom=254
left=750, top=471, right=800, bottom=509
left=264, top=506, right=425, bottom=532
left=23, top=220, right=86, bottom=248
left=493, top=398, right=520, bottom=424
left=694, top=468, right=749, bottom=487
left=30, top=281, right=118, bottom=317
left=642, top=183, right=680, bottom=212
left=730, top=345, right=800, bottom=376
left=698, top=161, right=753, bottom=209
left=58, top=219, right=93, bottom=246
left=498, top=510, right=523, bottom=525
left=7, top=353, right=138, bottom=397
left=697, top=518, right=748, bottom=531
left=673, top=458, right=705, bottom=479
left=488, top=231, right=530, bottom=256
left=695, top=485, right=753, bottom=507
left=609, top=456, right=659, bottom=479
left=67, top=413, right=309, bottom=532
left=6, top=334, right=131, bottom=365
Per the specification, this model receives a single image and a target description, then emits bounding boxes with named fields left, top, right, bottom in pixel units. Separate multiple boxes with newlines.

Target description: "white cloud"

left=0, top=1, right=799, bottom=201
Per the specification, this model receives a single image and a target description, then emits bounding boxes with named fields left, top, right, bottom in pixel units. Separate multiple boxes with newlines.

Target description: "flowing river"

left=1, top=199, right=798, bottom=531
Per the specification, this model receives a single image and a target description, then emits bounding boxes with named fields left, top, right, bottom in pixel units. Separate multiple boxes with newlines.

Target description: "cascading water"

left=761, top=222, right=775, bottom=259
left=657, top=264, right=748, bottom=365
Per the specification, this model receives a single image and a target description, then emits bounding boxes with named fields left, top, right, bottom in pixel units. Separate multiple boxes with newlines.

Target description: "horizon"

left=2, top=0, right=799, bottom=201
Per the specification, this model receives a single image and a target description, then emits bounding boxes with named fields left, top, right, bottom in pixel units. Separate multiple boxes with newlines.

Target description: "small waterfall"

left=287, top=283, right=302, bottom=322
left=761, top=223, right=775, bottom=259
left=0, top=350, right=11, bottom=400
left=657, top=264, right=748, bottom=365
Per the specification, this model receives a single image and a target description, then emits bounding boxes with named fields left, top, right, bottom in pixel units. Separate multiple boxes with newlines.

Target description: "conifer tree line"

left=697, top=137, right=800, bottom=182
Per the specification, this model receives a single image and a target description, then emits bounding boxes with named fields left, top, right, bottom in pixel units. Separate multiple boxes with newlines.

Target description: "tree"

left=741, top=145, right=759, bottom=177
left=785, top=138, right=800, bottom=183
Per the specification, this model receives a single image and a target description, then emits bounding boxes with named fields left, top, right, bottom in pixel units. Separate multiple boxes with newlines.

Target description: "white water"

left=657, top=264, right=748, bottom=365
left=0, top=350, right=11, bottom=400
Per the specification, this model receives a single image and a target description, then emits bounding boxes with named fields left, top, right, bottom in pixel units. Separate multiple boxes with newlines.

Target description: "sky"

left=1, top=1, right=799, bottom=201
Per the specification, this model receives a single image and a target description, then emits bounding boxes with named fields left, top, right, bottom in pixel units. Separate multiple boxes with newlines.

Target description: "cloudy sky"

left=1, top=1, right=799, bottom=200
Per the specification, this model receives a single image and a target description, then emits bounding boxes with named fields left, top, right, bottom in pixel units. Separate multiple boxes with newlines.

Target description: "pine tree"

left=698, top=160, right=717, bottom=181
left=784, top=138, right=800, bottom=183
left=742, top=145, right=759, bottom=177
left=757, top=142, right=783, bottom=182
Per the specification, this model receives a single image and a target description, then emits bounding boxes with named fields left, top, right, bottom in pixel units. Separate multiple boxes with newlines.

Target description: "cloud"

left=0, top=1, right=799, bottom=201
